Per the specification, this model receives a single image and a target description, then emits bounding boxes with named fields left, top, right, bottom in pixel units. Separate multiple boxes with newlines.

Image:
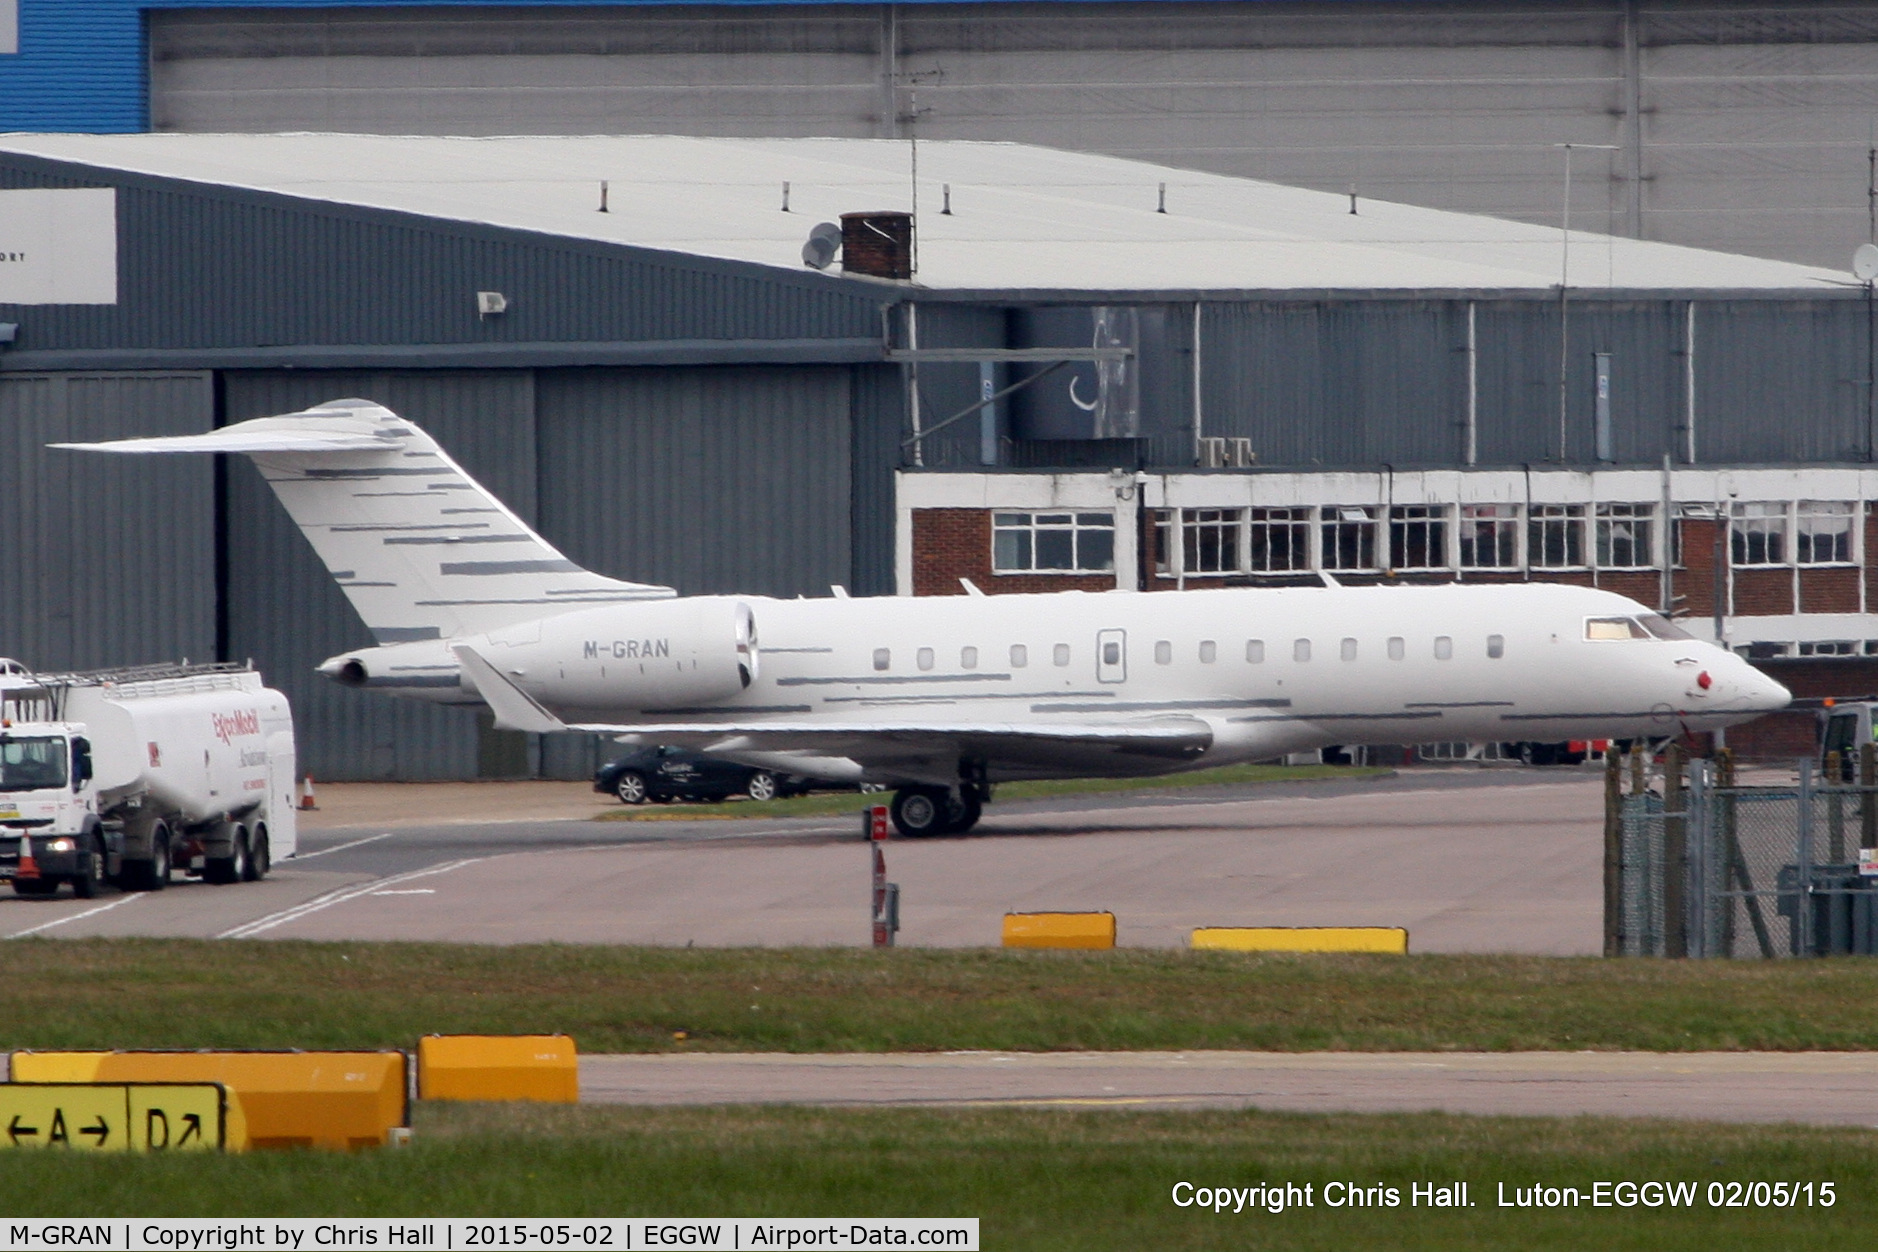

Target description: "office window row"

left=1150, top=501, right=1861, bottom=575
left=991, top=511, right=1116, bottom=573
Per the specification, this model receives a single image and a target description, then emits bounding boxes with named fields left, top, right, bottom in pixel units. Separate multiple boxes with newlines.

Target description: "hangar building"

left=3, top=0, right=1878, bottom=269
left=0, top=132, right=1860, bottom=776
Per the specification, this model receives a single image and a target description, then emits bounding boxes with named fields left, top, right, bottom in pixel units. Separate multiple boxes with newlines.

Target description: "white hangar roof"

left=0, top=132, right=1850, bottom=293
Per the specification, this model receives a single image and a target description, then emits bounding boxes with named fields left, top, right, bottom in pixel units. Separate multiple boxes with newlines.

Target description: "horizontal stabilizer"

left=52, top=418, right=396, bottom=456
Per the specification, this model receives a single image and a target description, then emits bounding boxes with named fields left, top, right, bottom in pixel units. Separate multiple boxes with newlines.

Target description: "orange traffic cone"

left=299, top=775, right=319, bottom=811
left=15, top=839, right=39, bottom=881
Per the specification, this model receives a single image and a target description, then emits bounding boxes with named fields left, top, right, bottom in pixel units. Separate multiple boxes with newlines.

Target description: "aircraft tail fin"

left=55, top=398, right=675, bottom=643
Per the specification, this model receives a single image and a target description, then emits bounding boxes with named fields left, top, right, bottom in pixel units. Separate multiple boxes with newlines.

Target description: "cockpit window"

left=1585, top=617, right=1650, bottom=641
left=1636, top=613, right=1694, bottom=641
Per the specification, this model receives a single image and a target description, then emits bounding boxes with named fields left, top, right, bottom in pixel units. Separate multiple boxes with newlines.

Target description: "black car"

left=594, top=745, right=812, bottom=805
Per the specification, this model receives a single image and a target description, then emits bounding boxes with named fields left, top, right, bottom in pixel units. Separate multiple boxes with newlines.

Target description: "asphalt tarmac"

left=579, top=1050, right=1878, bottom=1126
left=0, top=768, right=1606, bottom=950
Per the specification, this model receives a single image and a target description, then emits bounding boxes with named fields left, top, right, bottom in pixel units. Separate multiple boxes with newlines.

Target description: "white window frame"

left=992, top=510, right=1116, bottom=575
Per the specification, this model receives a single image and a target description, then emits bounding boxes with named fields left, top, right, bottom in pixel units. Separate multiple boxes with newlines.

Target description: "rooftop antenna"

left=781, top=181, right=790, bottom=213
left=1348, top=184, right=1358, bottom=215
left=597, top=181, right=609, bottom=214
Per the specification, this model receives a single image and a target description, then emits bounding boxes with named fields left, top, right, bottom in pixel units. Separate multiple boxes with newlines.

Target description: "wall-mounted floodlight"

left=476, top=291, right=509, bottom=318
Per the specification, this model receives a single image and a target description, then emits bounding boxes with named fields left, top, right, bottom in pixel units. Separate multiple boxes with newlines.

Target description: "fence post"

left=1797, top=758, right=1815, bottom=958
left=1604, top=749, right=1622, bottom=957
left=1664, top=743, right=1686, bottom=958
left=1861, top=743, right=1875, bottom=857
left=1687, top=759, right=1709, bottom=958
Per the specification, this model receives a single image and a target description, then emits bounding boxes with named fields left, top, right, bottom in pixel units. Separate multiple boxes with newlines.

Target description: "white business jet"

left=58, top=399, right=1790, bottom=836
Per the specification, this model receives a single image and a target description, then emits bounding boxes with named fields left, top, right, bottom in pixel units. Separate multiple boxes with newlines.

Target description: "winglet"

left=451, top=645, right=567, bottom=734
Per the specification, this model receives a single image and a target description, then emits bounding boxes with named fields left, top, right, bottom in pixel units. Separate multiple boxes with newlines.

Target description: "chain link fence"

left=1609, top=750, right=1878, bottom=958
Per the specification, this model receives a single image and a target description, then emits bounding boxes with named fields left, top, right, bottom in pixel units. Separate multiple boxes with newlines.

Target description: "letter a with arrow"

left=8, top=1114, right=38, bottom=1145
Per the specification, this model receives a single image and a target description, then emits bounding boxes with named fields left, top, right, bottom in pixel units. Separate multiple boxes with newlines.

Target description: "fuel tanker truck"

left=0, top=661, right=297, bottom=897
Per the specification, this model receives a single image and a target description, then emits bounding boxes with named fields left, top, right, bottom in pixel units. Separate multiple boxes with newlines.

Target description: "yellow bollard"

left=1001, top=911, right=1116, bottom=949
left=416, top=1035, right=578, bottom=1103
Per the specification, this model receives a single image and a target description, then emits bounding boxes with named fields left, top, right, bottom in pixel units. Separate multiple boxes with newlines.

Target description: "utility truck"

left=0, top=661, right=297, bottom=897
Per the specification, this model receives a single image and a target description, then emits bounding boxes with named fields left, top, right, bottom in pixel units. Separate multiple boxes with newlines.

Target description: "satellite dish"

left=1855, top=243, right=1878, bottom=281
left=802, top=222, right=842, bottom=270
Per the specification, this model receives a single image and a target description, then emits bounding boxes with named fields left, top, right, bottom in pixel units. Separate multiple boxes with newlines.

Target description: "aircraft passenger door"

left=1096, top=629, right=1127, bottom=684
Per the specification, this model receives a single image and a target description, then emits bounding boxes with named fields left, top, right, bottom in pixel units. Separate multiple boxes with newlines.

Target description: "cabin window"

left=1155, top=641, right=1172, bottom=665
left=1459, top=504, right=1519, bottom=569
left=1487, top=634, right=1505, bottom=659
left=1585, top=617, right=1649, bottom=641
left=1103, top=641, right=1121, bottom=666
left=1434, top=636, right=1453, bottom=660
left=961, top=646, right=979, bottom=669
left=1053, top=643, right=1071, bottom=667
left=993, top=511, right=1115, bottom=573
left=1199, top=640, right=1217, bottom=664
left=1387, top=636, right=1405, bottom=660
left=872, top=648, right=891, bottom=671
left=1246, top=639, right=1265, bottom=663
left=1340, top=638, right=1358, bottom=661
left=917, top=647, right=935, bottom=671
left=1010, top=644, right=1028, bottom=668
left=1294, top=638, right=1312, bottom=662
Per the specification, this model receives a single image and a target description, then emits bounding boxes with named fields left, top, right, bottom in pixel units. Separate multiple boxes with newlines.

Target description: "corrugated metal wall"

left=1199, top=297, right=1869, bottom=470
left=0, top=371, right=214, bottom=672
left=536, top=366, right=852, bottom=597
left=0, top=156, right=883, bottom=355
left=142, top=0, right=1878, bottom=268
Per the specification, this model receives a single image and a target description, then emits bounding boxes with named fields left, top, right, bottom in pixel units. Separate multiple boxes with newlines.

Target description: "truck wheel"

left=204, top=826, right=250, bottom=886
left=246, top=824, right=270, bottom=881
left=70, top=837, right=105, bottom=899
left=121, top=823, right=171, bottom=892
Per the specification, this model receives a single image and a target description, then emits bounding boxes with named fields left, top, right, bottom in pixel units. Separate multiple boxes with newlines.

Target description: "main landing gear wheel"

left=890, top=787, right=984, bottom=837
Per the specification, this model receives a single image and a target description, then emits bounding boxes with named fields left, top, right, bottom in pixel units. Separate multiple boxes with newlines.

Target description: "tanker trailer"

left=0, top=661, right=297, bottom=896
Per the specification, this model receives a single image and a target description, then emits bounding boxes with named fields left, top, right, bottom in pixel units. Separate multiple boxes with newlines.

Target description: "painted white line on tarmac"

left=7, top=893, right=142, bottom=939
left=372, top=888, right=435, bottom=896
left=216, top=858, right=482, bottom=939
left=289, top=832, right=394, bottom=861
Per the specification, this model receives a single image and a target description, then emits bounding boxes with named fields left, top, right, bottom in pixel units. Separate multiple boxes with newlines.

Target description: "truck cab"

left=1820, top=703, right=1878, bottom=780
left=0, top=721, right=109, bottom=896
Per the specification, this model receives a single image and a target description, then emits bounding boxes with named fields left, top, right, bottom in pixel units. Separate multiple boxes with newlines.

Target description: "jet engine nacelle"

left=476, top=597, right=759, bottom=713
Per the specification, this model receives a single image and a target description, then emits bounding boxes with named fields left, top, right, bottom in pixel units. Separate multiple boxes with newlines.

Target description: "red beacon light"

left=1697, top=671, right=1713, bottom=690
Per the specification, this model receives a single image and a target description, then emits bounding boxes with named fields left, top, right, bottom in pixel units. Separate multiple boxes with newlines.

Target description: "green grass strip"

left=595, top=763, right=1393, bottom=821
left=0, top=1103, right=1871, bottom=1250
left=8, top=942, right=1878, bottom=1053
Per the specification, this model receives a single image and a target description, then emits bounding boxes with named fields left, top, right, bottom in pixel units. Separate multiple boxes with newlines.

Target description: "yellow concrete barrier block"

left=1002, top=911, right=1116, bottom=949
left=12, top=1051, right=405, bottom=1150
left=417, top=1035, right=578, bottom=1103
left=0, top=1083, right=229, bottom=1152
left=1190, top=926, right=1409, bottom=954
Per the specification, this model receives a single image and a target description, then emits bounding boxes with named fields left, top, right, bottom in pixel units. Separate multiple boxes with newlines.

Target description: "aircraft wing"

left=455, top=644, right=1213, bottom=781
